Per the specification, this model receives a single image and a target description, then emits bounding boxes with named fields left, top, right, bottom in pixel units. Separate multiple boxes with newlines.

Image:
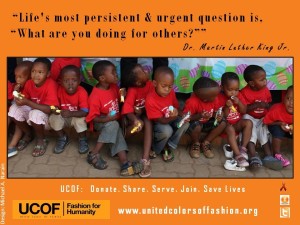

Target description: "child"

left=7, top=61, right=33, bottom=157
left=50, top=57, right=81, bottom=82
left=145, top=66, right=189, bottom=162
left=8, top=57, right=59, bottom=157
left=184, top=77, right=226, bottom=159
left=219, top=72, right=252, bottom=167
left=240, top=65, right=282, bottom=170
left=121, top=64, right=153, bottom=177
left=86, top=60, right=143, bottom=176
left=49, top=65, right=89, bottom=154
left=263, top=85, right=293, bottom=167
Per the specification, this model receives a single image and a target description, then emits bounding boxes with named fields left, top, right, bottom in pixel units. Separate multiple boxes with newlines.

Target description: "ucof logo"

left=19, top=203, right=60, bottom=215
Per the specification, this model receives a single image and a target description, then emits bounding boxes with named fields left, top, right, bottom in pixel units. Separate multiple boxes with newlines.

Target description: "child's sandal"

left=87, top=152, right=108, bottom=170
left=149, top=150, right=157, bottom=159
left=120, top=161, right=143, bottom=176
left=139, top=159, right=151, bottom=178
left=32, top=139, right=48, bottom=157
left=162, top=148, right=174, bottom=162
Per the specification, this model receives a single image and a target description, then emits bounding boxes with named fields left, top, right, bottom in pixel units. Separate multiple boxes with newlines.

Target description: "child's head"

left=125, top=64, right=149, bottom=88
left=31, top=58, right=51, bottom=87
left=92, top=60, right=118, bottom=85
left=153, top=66, right=174, bottom=97
left=284, top=85, right=293, bottom=114
left=60, top=65, right=81, bottom=95
left=221, top=72, right=240, bottom=98
left=193, top=77, right=220, bottom=102
left=14, top=61, right=33, bottom=88
left=243, top=65, right=267, bottom=90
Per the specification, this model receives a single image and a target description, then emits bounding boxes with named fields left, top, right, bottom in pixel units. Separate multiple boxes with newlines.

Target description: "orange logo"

left=280, top=195, right=290, bottom=205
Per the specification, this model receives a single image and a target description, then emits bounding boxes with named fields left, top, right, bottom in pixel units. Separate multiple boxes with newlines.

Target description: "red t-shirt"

left=216, top=93, right=246, bottom=125
left=57, top=86, right=88, bottom=112
left=263, top=103, right=293, bottom=125
left=240, top=85, right=272, bottom=119
left=23, top=78, right=59, bottom=106
left=122, top=80, right=154, bottom=115
left=145, top=89, right=179, bottom=120
left=50, top=58, right=81, bottom=81
left=183, top=94, right=218, bottom=123
left=8, top=81, right=13, bottom=100
left=86, top=84, right=119, bottom=123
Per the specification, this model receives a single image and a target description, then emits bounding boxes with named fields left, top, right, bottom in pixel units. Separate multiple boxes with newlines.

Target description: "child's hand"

left=281, top=123, right=293, bottom=134
left=169, top=108, right=178, bottom=117
left=216, top=111, right=224, bottom=122
left=61, top=110, right=72, bottom=118
left=226, top=100, right=233, bottom=108
left=14, top=83, right=21, bottom=92
left=230, top=96, right=240, bottom=105
left=15, top=96, right=28, bottom=106
left=254, top=101, right=269, bottom=109
left=119, top=88, right=126, bottom=103
left=133, top=119, right=144, bottom=132
left=134, top=106, right=144, bottom=116
left=106, top=113, right=118, bottom=122
left=201, top=111, right=211, bottom=120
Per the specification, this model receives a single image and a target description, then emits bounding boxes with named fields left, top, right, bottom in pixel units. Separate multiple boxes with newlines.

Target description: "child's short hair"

left=243, top=65, right=265, bottom=83
left=153, top=66, right=174, bottom=80
left=17, top=60, right=33, bottom=76
left=193, top=77, right=219, bottom=92
left=60, top=65, right=81, bottom=78
left=221, top=72, right=239, bottom=86
left=124, top=64, right=142, bottom=87
left=287, top=85, right=293, bottom=93
left=33, top=57, right=52, bottom=71
left=92, top=60, right=115, bottom=81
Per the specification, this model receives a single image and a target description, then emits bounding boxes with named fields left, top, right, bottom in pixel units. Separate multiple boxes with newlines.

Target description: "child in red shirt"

left=50, top=57, right=81, bottom=82
left=7, top=61, right=33, bottom=158
left=121, top=64, right=154, bottom=177
left=218, top=72, right=252, bottom=167
left=145, top=66, right=189, bottom=162
left=49, top=65, right=89, bottom=154
left=241, top=65, right=282, bottom=170
left=183, top=77, right=226, bottom=159
left=86, top=60, right=143, bottom=176
left=263, top=85, right=293, bottom=167
left=9, top=58, right=59, bottom=157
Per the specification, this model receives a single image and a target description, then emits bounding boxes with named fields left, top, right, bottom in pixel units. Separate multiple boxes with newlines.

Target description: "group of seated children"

left=8, top=58, right=293, bottom=177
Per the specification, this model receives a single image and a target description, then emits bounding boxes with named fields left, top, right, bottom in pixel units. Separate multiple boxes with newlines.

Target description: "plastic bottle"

left=177, top=111, right=190, bottom=128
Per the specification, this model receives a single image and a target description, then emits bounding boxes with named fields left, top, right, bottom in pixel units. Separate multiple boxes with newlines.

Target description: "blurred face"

left=222, top=79, right=239, bottom=98
left=284, top=89, right=293, bottom=114
left=31, top=62, right=49, bottom=87
left=250, top=70, right=267, bottom=90
left=133, top=65, right=149, bottom=88
left=102, top=65, right=118, bottom=84
left=195, top=86, right=220, bottom=102
left=153, top=73, right=174, bottom=97
left=15, top=66, right=30, bottom=88
left=61, top=70, right=80, bottom=95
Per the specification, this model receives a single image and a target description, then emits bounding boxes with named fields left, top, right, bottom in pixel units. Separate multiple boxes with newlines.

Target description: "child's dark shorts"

left=268, top=125, right=292, bottom=139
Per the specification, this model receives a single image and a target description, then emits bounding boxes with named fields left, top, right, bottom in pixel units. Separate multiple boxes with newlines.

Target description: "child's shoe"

left=190, top=143, right=201, bottom=158
left=139, top=159, right=151, bottom=178
left=201, top=141, right=214, bottom=158
left=120, top=161, right=143, bottom=176
left=78, top=137, right=89, bottom=154
left=223, top=144, right=233, bottom=158
left=239, top=146, right=248, bottom=160
left=87, top=152, right=108, bottom=170
left=54, top=135, right=69, bottom=154
left=274, top=154, right=290, bottom=167
left=235, top=154, right=249, bottom=167
left=8, top=147, right=18, bottom=158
